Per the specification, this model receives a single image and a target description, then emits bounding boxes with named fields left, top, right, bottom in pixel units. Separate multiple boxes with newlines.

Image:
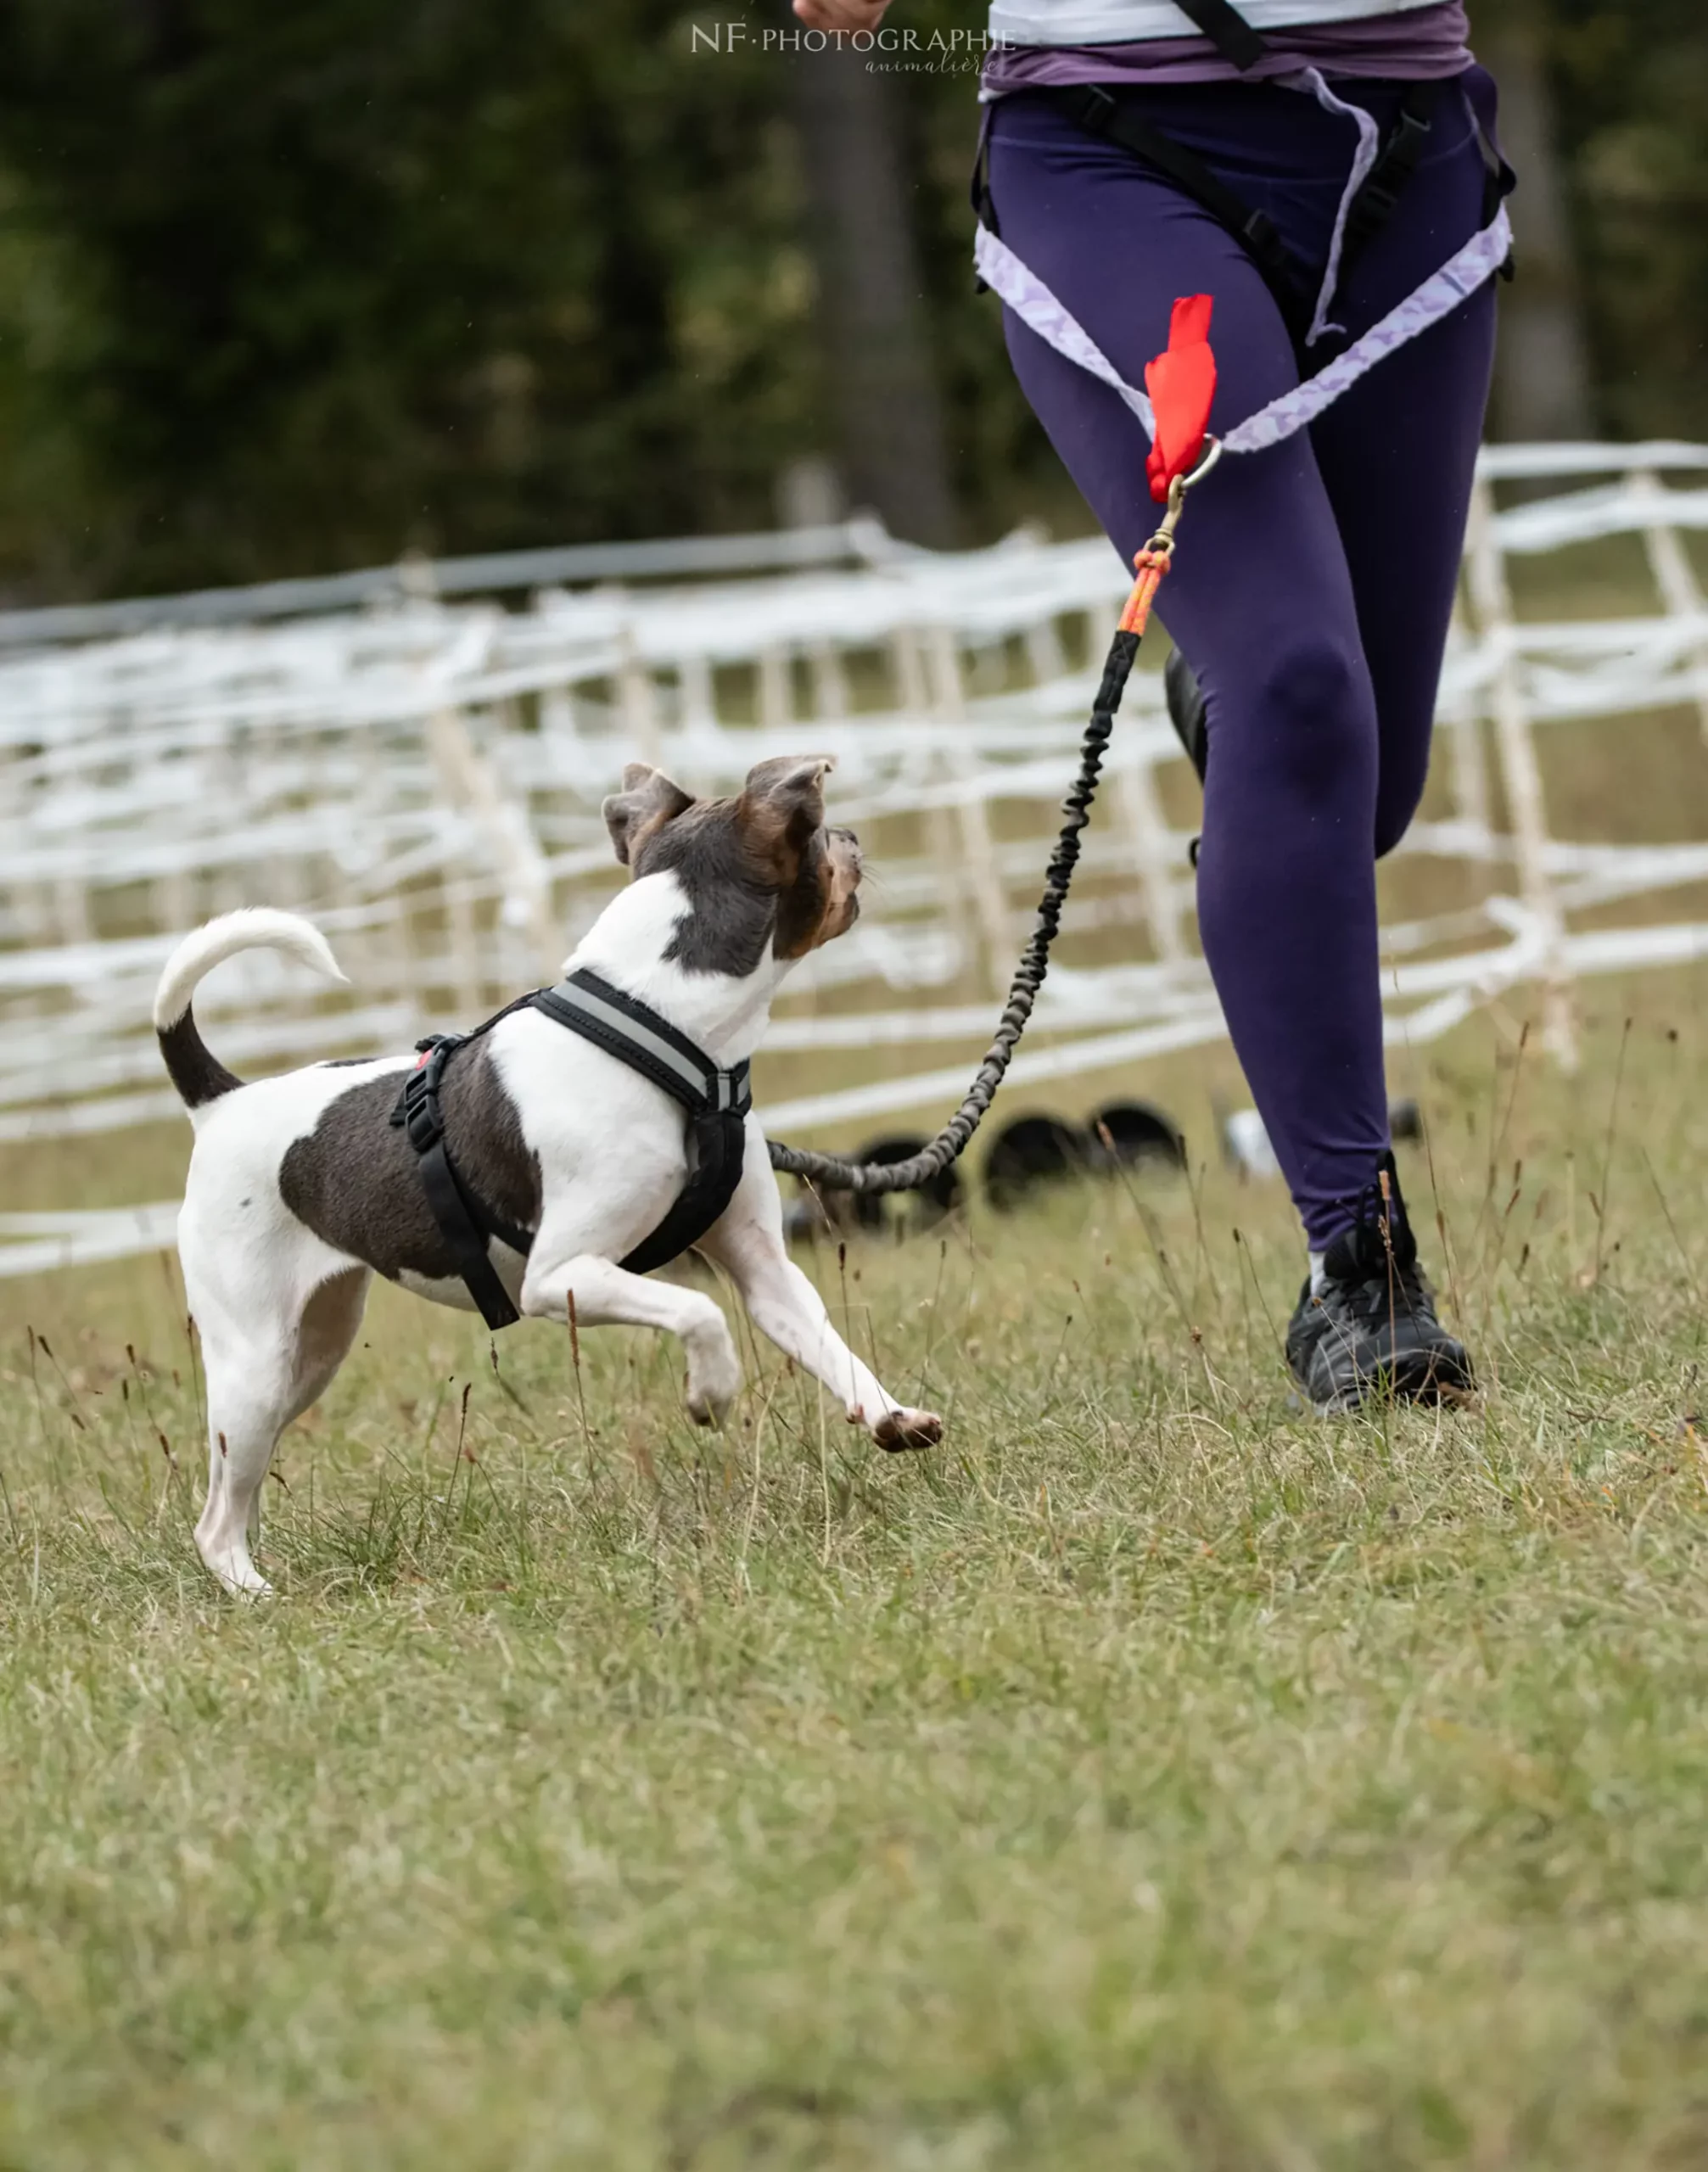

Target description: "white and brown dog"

left=155, top=756, right=942, bottom=1596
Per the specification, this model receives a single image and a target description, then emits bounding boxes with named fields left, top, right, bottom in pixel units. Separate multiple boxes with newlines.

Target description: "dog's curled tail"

left=154, top=910, right=348, bottom=1111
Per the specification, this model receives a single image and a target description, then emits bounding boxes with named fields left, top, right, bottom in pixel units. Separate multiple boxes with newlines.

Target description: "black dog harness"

left=389, top=968, right=753, bottom=1331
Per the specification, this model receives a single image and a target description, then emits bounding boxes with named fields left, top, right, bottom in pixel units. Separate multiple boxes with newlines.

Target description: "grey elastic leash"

left=765, top=451, right=1219, bottom=1198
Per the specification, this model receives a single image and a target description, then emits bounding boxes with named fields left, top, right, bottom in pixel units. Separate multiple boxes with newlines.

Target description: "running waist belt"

left=1039, top=80, right=1443, bottom=350
left=975, top=0, right=1510, bottom=375
left=973, top=64, right=1514, bottom=460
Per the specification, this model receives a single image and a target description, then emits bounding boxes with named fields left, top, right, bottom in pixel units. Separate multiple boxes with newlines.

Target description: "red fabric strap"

left=1144, top=294, right=1217, bottom=504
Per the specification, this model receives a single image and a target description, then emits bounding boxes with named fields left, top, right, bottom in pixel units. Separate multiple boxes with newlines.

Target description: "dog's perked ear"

left=603, top=764, right=695, bottom=868
left=736, top=755, right=836, bottom=882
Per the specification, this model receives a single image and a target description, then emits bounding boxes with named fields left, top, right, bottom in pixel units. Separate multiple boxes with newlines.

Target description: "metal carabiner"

left=1179, top=434, right=1224, bottom=494
left=1149, top=434, right=1222, bottom=556
left=1160, top=435, right=1224, bottom=524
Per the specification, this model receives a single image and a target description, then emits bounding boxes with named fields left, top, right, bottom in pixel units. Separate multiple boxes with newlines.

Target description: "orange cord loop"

left=1115, top=437, right=1223, bottom=635
left=1118, top=546, right=1171, bottom=635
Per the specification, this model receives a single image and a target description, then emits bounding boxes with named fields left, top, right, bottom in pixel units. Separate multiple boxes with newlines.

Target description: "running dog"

left=155, top=755, right=943, bottom=1595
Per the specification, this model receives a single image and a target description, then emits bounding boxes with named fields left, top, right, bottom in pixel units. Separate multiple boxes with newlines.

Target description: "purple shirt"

left=981, top=3, right=1471, bottom=95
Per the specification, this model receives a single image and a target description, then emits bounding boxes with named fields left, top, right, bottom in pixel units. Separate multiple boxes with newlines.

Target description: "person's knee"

left=1230, top=631, right=1374, bottom=809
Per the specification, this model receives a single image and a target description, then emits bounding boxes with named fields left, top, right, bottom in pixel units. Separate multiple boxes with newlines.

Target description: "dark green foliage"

left=1550, top=2, right=1708, bottom=443
left=0, top=0, right=1701, bottom=602
left=0, top=0, right=826, bottom=593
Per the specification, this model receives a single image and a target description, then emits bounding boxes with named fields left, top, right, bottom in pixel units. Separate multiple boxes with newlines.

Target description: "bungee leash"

left=765, top=412, right=1224, bottom=1199
left=763, top=6, right=1517, bottom=1204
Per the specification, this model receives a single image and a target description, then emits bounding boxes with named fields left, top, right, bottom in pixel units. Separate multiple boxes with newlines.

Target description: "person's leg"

left=1308, top=73, right=1501, bottom=858
left=1291, top=137, right=1497, bottom=1405
left=988, top=93, right=1389, bottom=1248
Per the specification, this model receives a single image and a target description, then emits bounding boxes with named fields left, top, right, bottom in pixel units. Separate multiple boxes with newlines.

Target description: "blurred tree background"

left=0, top=0, right=1700, bottom=602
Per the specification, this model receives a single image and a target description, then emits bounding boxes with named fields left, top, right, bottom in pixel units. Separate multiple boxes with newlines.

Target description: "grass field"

left=5, top=971, right=1708, bottom=2169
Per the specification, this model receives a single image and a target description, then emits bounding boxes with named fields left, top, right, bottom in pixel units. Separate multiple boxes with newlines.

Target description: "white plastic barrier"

left=5, top=442, right=1708, bottom=1276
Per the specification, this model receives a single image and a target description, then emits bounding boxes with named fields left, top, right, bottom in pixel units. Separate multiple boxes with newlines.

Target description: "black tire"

left=983, top=1113, right=1089, bottom=1212
left=1088, top=1098, right=1186, bottom=1173
left=843, top=1134, right=962, bottom=1235
left=1389, top=1097, right=1425, bottom=1143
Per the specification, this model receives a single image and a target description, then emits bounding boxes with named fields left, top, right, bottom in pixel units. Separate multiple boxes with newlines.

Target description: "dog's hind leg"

left=193, top=1266, right=368, bottom=1596
left=195, top=1335, right=300, bottom=1598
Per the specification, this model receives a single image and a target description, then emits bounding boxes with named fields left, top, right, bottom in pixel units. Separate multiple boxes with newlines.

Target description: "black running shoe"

left=1285, top=1152, right=1475, bottom=1413
left=1164, top=646, right=1209, bottom=783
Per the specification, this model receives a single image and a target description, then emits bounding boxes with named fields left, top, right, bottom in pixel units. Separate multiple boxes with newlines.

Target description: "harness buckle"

left=395, top=1071, right=440, bottom=1155
left=1390, top=102, right=1433, bottom=160
left=1078, top=86, right=1117, bottom=137
left=390, top=1034, right=457, bottom=1152
left=1241, top=209, right=1283, bottom=258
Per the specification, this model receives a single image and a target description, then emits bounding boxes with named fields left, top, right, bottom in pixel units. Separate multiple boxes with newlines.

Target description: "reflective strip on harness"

left=537, top=976, right=721, bottom=1103
left=972, top=200, right=1514, bottom=462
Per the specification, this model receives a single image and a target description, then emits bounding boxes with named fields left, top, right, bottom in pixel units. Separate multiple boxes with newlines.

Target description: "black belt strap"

left=1339, top=82, right=1436, bottom=267
left=1170, top=0, right=1268, bottom=71
left=389, top=970, right=752, bottom=1331
left=1050, top=84, right=1315, bottom=347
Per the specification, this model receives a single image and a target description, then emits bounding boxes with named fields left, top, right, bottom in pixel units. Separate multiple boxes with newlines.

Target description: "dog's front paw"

left=870, top=1406, right=943, bottom=1453
left=685, top=1327, right=742, bottom=1426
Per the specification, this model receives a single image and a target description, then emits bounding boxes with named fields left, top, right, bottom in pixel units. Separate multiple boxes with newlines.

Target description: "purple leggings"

left=987, top=71, right=1499, bottom=1246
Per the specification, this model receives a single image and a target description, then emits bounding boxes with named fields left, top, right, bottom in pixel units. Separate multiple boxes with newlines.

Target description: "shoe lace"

left=1330, top=1249, right=1431, bottom=1333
